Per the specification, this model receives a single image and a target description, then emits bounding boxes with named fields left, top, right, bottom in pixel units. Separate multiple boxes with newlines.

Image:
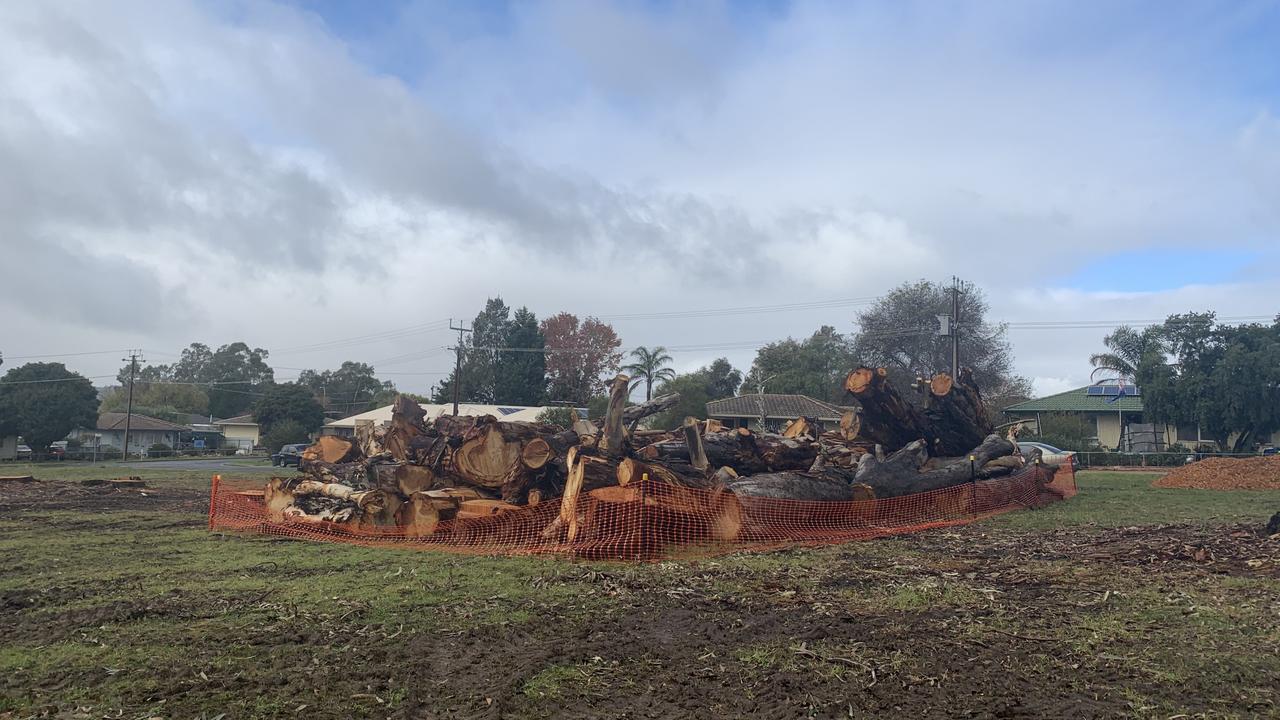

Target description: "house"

left=215, top=414, right=260, bottom=451
left=321, top=402, right=588, bottom=437
left=1003, top=383, right=1280, bottom=451
left=705, top=394, right=846, bottom=432
left=68, top=413, right=186, bottom=455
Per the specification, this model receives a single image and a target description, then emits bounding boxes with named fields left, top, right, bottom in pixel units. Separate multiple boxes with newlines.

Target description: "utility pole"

left=448, top=319, right=472, bottom=416
left=950, top=276, right=961, bottom=379
left=122, top=350, right=142, bottom=459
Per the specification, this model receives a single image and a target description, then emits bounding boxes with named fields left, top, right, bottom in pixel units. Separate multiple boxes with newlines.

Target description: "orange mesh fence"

left=208, top=464, right=1076, bottom=561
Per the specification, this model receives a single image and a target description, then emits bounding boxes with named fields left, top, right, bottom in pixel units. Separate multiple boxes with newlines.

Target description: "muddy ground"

left=2, top=477, right=1278, bottom=719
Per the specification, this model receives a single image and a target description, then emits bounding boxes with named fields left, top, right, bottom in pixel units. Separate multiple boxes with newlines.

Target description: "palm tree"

left=1089, top=326, right=1162, bottom=381
left=623, top=346, right=676, bottom=401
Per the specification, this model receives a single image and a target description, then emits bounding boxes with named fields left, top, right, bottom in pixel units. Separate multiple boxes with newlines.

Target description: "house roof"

left=215, top=414, right=257, bottom=426
left=705, top=394, right=844, bottom=421
left=95, top=413, right=188, bottom=432
left=1004, top=386, right=1144, bottom=413
left=324, top=402, right=588, bottom=429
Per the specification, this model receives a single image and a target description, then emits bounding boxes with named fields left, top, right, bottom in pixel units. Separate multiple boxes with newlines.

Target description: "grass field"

left=1, top=466, right=1277, bottom=719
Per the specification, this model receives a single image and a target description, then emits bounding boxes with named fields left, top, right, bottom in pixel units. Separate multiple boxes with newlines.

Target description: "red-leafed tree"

left=540, top=313, right=623, bottom=405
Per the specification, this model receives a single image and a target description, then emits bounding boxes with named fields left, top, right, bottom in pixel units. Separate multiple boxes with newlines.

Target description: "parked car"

left=271, top=443, right=307, bottom=467
left=16, top=444, right=32, bottom=459
left=1017, top=441, right=1076, bottom=468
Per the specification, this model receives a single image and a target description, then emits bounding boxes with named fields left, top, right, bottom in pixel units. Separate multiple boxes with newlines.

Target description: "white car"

left=1017, top=441, right=1076, bottom=467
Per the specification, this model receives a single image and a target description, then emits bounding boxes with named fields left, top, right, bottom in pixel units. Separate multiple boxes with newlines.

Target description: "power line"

left=0, top=349, right=131, bottom=361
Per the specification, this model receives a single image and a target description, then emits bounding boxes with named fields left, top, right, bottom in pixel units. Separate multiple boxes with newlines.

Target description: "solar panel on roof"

left=1086, top=386, right=1105, bottom=395
left=497, top=407, right=522, bottom=415
left=1103, top=386, right=1120, bottom=395
left=1130, top=387, right=1141, bottom=396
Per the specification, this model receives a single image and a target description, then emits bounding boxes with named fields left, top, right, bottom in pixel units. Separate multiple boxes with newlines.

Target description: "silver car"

left=1017, top=441, right=1076, bottom=467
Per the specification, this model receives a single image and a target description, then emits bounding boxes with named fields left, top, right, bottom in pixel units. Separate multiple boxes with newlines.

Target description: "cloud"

left=2, top=0, right=1278, bottom=396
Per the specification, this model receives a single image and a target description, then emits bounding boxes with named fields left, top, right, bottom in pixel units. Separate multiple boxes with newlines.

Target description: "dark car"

left=271, top=443, right=307, bottom=467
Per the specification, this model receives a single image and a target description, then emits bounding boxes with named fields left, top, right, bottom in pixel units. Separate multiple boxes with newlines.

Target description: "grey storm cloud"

left=1, top=0, right=1277, bottom=395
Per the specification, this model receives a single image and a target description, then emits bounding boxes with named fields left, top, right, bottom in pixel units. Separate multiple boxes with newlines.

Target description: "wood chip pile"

left=1152, top=456, right=1280, bottom=491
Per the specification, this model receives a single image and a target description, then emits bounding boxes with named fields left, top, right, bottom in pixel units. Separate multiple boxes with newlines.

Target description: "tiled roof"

left=706, top=394, right=844, bottom=421
left=96, top=413, right=188, bottom=432
left=1004, top=386, right=1144, bottom=413
left=215, top=414, right=257, bottom=425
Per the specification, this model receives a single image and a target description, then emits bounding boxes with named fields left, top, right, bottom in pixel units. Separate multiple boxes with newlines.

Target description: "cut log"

left=710, top=466, right=738, bottom=485
left=522, top=437, right=553, bottom=470
left=682, top=416, right=710, bottom=472
left=839, top=410, right=861, bottom=442
left=397, top=493, right=443, bottom=537
left=385, top=395, right=426, bottom=462
left=918, top=369, right=993, bottom=456
left=600, top=373, right=629, bottom=458
left=561, top=447, right=586, bottom=541
left=457, top=499, right=519, bottom=518
left=302, top=436, right=360, bottom=465
left=782, top=417, right=815, bottom=439
left=393, top=464, right=436, bottom=496
left=264, top=477, right=295, bottom=522
left=727, top=473, right=858, bottom=501
left=453, top=424, right=523, bottom=488
left=354, top=419, right=384, bottom=458
left=355, top=491, right=403, bottom=531
left=855, top=434, right=1015, bottom=498
left=844, top=367, right=935, bottom=452
left=621, top=392, right=679, bottom=426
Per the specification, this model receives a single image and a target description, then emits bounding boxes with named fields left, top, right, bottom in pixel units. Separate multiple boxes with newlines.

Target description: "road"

left=116, top=458, right=282, bottom=475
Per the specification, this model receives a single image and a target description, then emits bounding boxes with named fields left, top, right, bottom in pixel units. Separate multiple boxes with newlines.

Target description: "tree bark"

left=844, top=367, right=936, bottom=452
left=917, top=369, right=993, bottom=456
left=855, top=434, right=1015, bottom=498
left=727, top=472, right=857, bottom=501
left=600, top=374, right=629, bottom=458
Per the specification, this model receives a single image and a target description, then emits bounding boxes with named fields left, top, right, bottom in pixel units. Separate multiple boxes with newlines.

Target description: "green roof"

left=1004, top=386, right=1144, bottom=413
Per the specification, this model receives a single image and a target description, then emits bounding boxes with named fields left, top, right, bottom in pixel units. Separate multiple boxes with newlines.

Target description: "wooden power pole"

left=448, top=319, right=472, bottom=416
left=122, top=350, right=142, bottom=458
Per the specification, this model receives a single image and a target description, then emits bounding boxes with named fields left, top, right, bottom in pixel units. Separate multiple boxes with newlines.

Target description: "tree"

left=852, top=280, right=1025, bottom=398
left=0, top=363, right=99, bottom=450
left=432, top=299, right=546, bottom=406
left=204, top=342, right=274, bottom=419
left=495, top=307, right=547, bottom=405
left=649, top=358, right=743, bottom=430
left=141, top=342, right=274, bottom=419
left=541, top=313, right=623, bottom=404
left=99, top=382, right=210, bottom=423
left=253, top=383, right=325, bottom=435
left=1135, top=313, right=1280, bottom=452
left=623, top=346, right=676, bottom=401
left=298, top=361, right=394, bottom=415
left=743, top=326, right=855, bottom=404
left=261, top=419, right=311, bottom=452
left=1089, top=326, right=1164, bottom=381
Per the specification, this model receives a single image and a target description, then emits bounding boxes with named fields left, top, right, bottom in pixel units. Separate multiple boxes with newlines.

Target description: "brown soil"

left=3, top=483, right=1279, bottom=718
left=1152, top=455, right=1280, bottom=490
left=0, top=477, right=208, bottom=514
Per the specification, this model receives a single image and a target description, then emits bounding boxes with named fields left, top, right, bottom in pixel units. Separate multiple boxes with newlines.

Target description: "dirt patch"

left=1153, top=455, right=1280, bottom=490
left=0, top=478, right=208, bottom=514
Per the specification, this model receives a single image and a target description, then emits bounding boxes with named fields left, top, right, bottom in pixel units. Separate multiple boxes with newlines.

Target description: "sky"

left=2, top=0, right=1278, bottom=400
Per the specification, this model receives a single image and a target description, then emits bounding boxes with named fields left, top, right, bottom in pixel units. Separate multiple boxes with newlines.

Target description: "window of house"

left=1176, top=424, right=1199, bottom=442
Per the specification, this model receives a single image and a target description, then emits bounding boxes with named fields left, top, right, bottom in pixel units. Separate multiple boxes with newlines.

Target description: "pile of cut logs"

left=263, top=366, right=1062, bottom=542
